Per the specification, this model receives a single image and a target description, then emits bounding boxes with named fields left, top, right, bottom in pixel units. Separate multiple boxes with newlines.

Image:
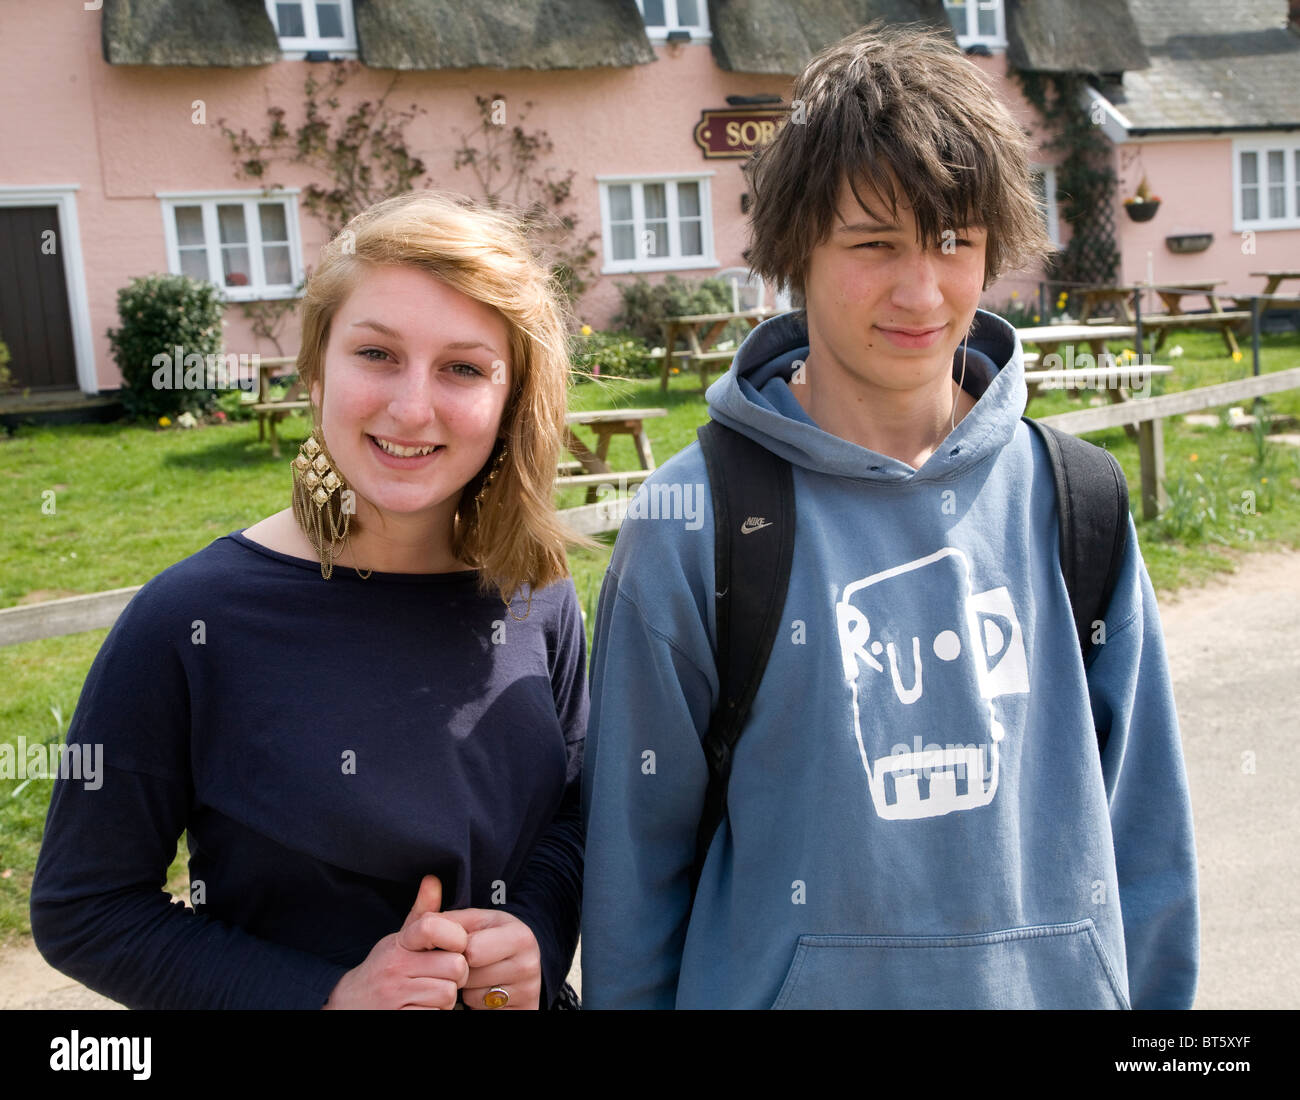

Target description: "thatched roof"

left=709, top=0, right=953, bottom=74
left=103, top=0, right=280, bottom=67
left=1108, top=0, right=1300, bottom=131
left=1006, top=0, right=1150, bottom=74
left=103, top=0, right=656, bottom=70
left=353, top=0, right=656, bottom=70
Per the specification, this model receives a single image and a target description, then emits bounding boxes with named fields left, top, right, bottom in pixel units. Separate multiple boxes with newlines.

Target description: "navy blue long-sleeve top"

left=29, top=531, right=587, bottom=1009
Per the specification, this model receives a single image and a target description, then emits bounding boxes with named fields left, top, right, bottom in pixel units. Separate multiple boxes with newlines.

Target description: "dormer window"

left=637, top=0, right=712, bottom=43
left=265, top=1, right=357, bottom=56
left=943, top=0, right=1006, bottom=50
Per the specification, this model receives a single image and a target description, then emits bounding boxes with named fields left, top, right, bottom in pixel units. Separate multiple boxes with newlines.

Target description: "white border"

left=1031, top=164, right=1061, bottom=247
left=263, top=0, right=358, bottom=56
left=157, top=189, right=305, bottom=302
left=636, top=0, right=713, bottom=43
left=0, top=185, right=97, bottom=394
left=945, top=0, right=1007, bottom=50
left=597, top=175, right=717, bottom=274
left=1233, top=136, right=1300, bottom=231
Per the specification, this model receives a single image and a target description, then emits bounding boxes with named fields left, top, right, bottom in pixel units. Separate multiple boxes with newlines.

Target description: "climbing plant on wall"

left=1014, top=70, right=1119, bottom=288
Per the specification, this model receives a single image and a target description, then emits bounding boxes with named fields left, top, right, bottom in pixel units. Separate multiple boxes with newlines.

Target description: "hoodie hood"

left=705, top=307, right=1026, bottom=483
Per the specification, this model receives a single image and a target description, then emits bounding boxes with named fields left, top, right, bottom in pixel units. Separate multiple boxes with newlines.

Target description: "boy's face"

left=803, top=174, right=987, bottom=398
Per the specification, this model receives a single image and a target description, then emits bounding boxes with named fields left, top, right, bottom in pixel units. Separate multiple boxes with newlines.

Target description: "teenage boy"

left=580, top=24, right=1197, bottom=1009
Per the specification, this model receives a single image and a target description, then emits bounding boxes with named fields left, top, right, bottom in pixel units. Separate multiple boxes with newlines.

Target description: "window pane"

left=1240, top=151, right=1257, bottom=185
left=315, top=2, right=344, bottom=38
left=1268, top=152, right=1285, bottom=218
left=174, top=205, right=205, bottom=247
left=679, top=220, right=702, bottom=257
left=1268, top=185, right=1285, bottom=219
left=643, top=183, right=667, bottom=220
left=276, top=3, right=305, bottom=37
left=676, top=0, right=699, bottom=27
left=642, top=0, right=666, bottom=26
left=217, top=204, right=248, bottom=244
left=609, top=184, right=632, bottom=222
left=179, top=248, right=209, bottom=282
left=677, top=181, right=700, bottom=217
left=1242, top=187, right=1259, bottom=222
left=944, top=1, right=969, bottom=37
left=222, top=247, right=252, bottom=287
left=977, top=7, right=997, bottom=36
left=612, top=224, right=635, bottom=261
left=259, top=203, right=289, bottom=243
left=263, top=245, right=292, bottom=285
left=644, top=222, right=668, bottom=258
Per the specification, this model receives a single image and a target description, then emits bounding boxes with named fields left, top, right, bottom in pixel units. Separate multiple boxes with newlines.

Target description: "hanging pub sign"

left=693, top=108, right=792, bottom=159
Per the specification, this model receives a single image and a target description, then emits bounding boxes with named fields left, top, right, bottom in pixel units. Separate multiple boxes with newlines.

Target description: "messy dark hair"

left=745, top=22, right=1055, bottom=301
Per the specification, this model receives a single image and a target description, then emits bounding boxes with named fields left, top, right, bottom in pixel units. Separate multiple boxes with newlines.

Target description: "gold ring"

left=483, top=986, right=510, bottom=1009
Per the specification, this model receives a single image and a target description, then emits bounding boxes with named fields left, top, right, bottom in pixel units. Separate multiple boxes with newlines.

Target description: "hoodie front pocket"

left=770, top=919, right=1129, bottom=1009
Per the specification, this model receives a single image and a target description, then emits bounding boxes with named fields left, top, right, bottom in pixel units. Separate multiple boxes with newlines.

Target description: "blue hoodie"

left=580, top=308, right=1198, bottom=1009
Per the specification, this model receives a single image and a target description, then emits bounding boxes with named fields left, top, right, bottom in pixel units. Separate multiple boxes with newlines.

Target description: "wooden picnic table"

left=560, top=408, right=667, bottom=503
left=659, top=308, right=781, bottom=392
left=1077, top=281, right=1228, bottom=322
left=250, top=355, right=307, bottom=457
left=1016, top=324, right=1137, bottom=366
left=1250, top=271, right=1300, bottom=297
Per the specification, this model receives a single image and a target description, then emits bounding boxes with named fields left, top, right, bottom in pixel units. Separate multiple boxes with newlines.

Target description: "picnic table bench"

left=1249, top=271, right=1300, bottom=297
left=1076, top=283, right=1253, bottom=356
left=658, top=308, right=781, bottom=392
left=1016, top=323, right=1138, bottom=365
left=249, top=355, right=307, bottom=457
left=1077, top=281, right=1227, bottom=323
left=559, top=407, right=667, bottom=503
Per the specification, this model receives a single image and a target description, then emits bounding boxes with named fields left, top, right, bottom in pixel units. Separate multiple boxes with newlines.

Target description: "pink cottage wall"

left=1112, top=136, right=1300, bottom=301
left=3, top=4, right=1061, bottom=393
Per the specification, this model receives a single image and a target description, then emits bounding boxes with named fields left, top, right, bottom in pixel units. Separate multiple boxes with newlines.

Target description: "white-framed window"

left=636, top=0, right=711, bottom=42
left=943, top=0, right=1006, bottom=49
left=598, top=175, right=717, bottom=274
left=158, top=191, right=304, bottom=302
left=264, top=0, right=357, bottom=56
left=1030, top=165, right=1061, bottom=248
left=1234, top=138, right=1300, bottom=230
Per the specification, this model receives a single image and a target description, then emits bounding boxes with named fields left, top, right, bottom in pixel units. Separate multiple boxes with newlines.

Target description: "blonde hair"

left=295, top=189, right=595, bottom=607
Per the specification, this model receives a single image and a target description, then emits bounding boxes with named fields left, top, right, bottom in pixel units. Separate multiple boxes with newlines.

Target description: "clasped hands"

left=324, top=875, right=541, bottom=1010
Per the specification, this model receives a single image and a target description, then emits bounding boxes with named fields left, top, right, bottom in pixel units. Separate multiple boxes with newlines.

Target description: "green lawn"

left=1, top=328, right=1298, bottom=942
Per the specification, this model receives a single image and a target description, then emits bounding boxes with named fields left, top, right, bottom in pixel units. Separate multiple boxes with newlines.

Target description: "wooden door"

left=0, top=206, right=78, bottom=390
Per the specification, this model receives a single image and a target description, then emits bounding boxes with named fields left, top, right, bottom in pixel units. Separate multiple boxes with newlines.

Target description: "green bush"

left=215, top=389, right=256, bottom=422
left=106, top=273, right=226, bottom=421
left=569, top=329, right=656, bottom=381
left=613, top=274, right=737, bottom=346
left=0, top=330, right=13, bottom=392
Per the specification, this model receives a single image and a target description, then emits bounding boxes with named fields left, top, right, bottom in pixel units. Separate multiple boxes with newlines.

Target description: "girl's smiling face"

left=311, top=263, right=512, bottom=532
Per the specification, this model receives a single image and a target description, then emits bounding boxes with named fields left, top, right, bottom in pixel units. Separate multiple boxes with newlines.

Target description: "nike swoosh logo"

left=740, top=517, right=772, bottom=535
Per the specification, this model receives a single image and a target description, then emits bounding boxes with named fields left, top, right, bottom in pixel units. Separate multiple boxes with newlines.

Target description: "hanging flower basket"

left=1123, top=176, right=1161, bottom=222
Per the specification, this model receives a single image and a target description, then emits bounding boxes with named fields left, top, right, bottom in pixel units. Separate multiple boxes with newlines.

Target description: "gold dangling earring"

left=290, top=427, right=371, bottom=581
left=473, top=441, right=508, bottom=514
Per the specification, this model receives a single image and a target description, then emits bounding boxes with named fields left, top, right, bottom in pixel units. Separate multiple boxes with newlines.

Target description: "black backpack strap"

left=692, top=420, right=796, bottom=888
left=1025, top=418, right=1130, bottom=750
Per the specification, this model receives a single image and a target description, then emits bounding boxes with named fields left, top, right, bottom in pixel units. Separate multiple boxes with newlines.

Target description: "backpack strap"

left=690, top=416, right=1129, bottom=890
left=692, top=420, right=795, bottom=888
left=1024, top=418, right=1130, bottom=757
